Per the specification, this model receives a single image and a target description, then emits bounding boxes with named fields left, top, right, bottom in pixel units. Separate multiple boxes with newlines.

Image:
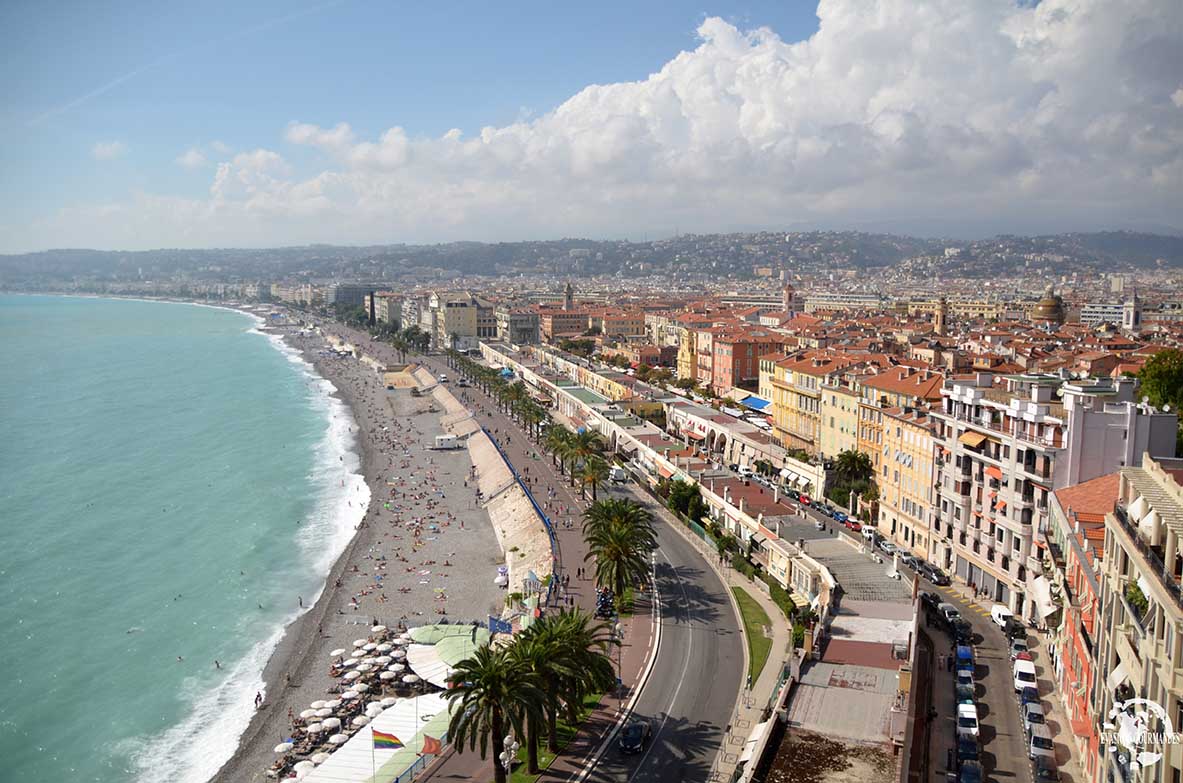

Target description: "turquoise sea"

left=0, top=295, right=367, bottom=783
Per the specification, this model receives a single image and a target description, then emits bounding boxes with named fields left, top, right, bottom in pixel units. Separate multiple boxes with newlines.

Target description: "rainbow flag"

left=372, top=729, right=404, bottom=750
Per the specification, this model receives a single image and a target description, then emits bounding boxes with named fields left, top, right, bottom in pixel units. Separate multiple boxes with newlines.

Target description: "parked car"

left=899, top=554, right=919, bottom=571
left=1019, top=687, right=1041, bottom=711
left=861, top=526, right=877, bottom=541
left=955, top=645, right=974, bottom=668
left=834, top=511, right=848, bottom=524
left=1013, top=659, right=1038, bottom=693
left=786, top=488, right=801, bottom=500
left=1013, top=651, right=1033, bottom=664
left=939, top=602, right=962, bottom=625
left=953, top=619, right=974, bottom=645
left=957, top=736, right=980, bottom=765
left=737, top=465, right=754, bottom=479
left=818, top=503, right=836, bottom=518
left=1023, top=702, right=1046, bottom=736
left=437, top=373, right=449, bottom=383
left=843, top=518, right=861, bottom=532
left=925, top=566, right=951, bottom=586
left=1005, top=618, right=1028, bottom=641
left=1032, top=757, right=1061, bottom=783
left=878, top=541, right=898, bottom=556
left=618, top=719, right=652, bottom=754
left=798, top=494, right=812, bottom=506
left=955, top=683, right=976, bottom=705
left=956, top=703, right=980, bottom=738
left=1010, top=638, right=1029, bottom=661
left=920, top=591, right=942, bottom=610
left=958, top=761, right=983, bottom=783
left=990, top=604, right=1014, bottom=628
left=1028, top=723, right=1055, bottom=761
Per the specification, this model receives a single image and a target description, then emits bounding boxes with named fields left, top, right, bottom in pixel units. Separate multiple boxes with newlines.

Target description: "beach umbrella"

left=341, top=690, right=358, bottom=700
left=353, top=639, right=368, bottom=647
left=322, top=717, right=341, bottom=729
left=371, top=625, right=387, bottom=633
left=310, top=700, right=327, bottom=709
left=343, top=670, right=361, bottom=680
left=328, top=733, right=348, bottom=745
left=363, top=643, right=378, bottom=651
left=299, top=709, right=317, bottom=719
left=354, top=682, right=371, bottom=692
left=356, top=664, right=372, bottom=673
left=376, top=643, right=392, bottom=652
left=316, top=708, right=333, bottom=718
left=352, top=715, right=370, bottom=727
left=294, top=761, right=315, bottom=773
left=379, top=671, right=396, bottom=681
left=311, top=752, right=331, bottom=764
left=329, top=648, right=346, bottom=657
left=274, top=742, right=294, bottom=753
left=389, top=663, right=406, bottom=672
left=366, top=705, right=384, bottom=719
left=402, top=674, right=420, bottom=684
left=391, top=649, right=406, bottom=659
left=380, top=697, right=398, bottom=707
left=374, top=655, right=392, bottom=665
left=324, top=700, right=341, bottom=709
left=305, top=723, right=323, bottom=734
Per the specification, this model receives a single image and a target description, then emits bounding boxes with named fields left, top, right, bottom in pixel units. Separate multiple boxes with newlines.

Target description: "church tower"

left=934, top=296, right=949, bottom=337
left=563, top=281, right=574, bottom=311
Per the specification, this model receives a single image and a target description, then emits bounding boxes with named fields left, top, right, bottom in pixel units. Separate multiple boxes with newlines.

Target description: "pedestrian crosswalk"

left=935, top=584, right=990, bottom=614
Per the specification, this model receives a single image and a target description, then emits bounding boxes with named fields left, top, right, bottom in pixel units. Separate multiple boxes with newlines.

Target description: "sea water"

left=0, top=295, right=368, bottom=783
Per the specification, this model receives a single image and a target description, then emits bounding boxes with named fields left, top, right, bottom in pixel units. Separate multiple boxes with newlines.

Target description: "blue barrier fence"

left=480, top=425, right=561, bottom=607
left=390, top=730, right=449, bottom=783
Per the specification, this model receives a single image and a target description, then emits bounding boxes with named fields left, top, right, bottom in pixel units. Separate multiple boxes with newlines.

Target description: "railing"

left=397, top=729, right=450, bottom=782
left=1113, top=504, right=1183, bottom=612
left=481, top=424, right=561, bottom=607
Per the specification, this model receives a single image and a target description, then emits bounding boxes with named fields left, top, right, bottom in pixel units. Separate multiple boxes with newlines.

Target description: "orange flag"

left=420, top=735, right=443, bottom=755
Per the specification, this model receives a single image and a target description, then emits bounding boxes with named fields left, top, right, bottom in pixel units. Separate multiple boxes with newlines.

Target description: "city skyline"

left=3, top=0, right=1181, bottom=253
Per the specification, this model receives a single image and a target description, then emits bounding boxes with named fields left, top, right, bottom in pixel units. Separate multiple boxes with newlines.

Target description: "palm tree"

left=578, top=456, right=611, bottom=501
left=446, top=645, right=547, bottom=783
left=834, top=449, right=873, bottom=485
left=582, top=498, right=657, bottom=547
left=506, top=609, right=615, bottom=771
left=566, top=430, right=602, bottom=487
left=545, top=426, right=572, bottom=474
left=584, top=521, right=655, bottom=609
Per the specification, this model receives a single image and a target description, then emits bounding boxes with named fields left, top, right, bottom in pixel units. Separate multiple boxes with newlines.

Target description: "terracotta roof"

left=861, top=366, right=945, bottom=400
left=1054, top=472, right=1120, bottom=517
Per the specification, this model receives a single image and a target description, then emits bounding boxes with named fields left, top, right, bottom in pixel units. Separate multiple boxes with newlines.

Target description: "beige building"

left=1094, top=455, right=1183, bottom=783
left=818, top=379, right=861, bottom=459
left=878, top=408, right=939, bottom=560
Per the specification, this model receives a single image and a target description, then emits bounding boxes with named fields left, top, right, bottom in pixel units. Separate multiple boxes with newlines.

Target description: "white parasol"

left=353, top=639, right=368, bottom=647
left=402, top=674, right=420, bottom=684
left=389, top=663, right=406, bottom=672
left=354, top=682, right=371, bottom=692
left=341, top=690, right=358, bottom=700
left=379, top=671, right=396, bottom=680
left=329, top=648, right=346, bottom=657
left=315, top=708, right=332, bottom=718
left=328, top=733, right=348, bottom=745
left=310, top=752, right=331, bottom=764
left=351, top=715, right=370, bottom=727
left=299, top=709, right=317, bottom=719
left=310, top=700, right=326, bottom=709
left=274, top=742, right=293, bottom=753
left=342, top=658, right=358, bottom=667
left=376, top=643, right=392, bottom=652
left=305, top=723, right=323, bottom=734
left=380, top=697, right=398, bottom=707
left=324, top=699, right=341, bottom=709
left=322, top=717, right=341, bottom=729
left=343, top=670, right=361, bottom=680
left=371, top=625, right=387, bottom=633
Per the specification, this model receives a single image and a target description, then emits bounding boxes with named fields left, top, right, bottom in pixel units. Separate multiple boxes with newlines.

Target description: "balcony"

left=1113, top=504, right=1183, bottom=613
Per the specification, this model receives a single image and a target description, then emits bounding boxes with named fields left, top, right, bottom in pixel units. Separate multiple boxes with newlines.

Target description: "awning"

left=742, top=396, right=771, bottom=412
left=617, top=441, right=637, bottom=455
left=795, top=475, right=809, bottom=488
left=736, top=719, right=774, bottom=766
left=1106, top=661, right=1129, bottom=690
left=959, top=431, right=988, bottom=447
left=658, top=464, right=675, bottom=479
left=687, top=431, right=706, bottom=441
left=750, top=534, right=766, bottom=548
left=996, top=500, right=1007, bottom=511
left=985, top=465, right=1003, bottom=481
left=789, top=592, right=810, bottom=609
left=1031, top=575, right=1058, bottom=619
left=780, top=468, right=798, bottom=480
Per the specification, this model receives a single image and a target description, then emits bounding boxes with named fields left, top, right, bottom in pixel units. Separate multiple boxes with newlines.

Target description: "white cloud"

left=20, top=0, right=1183, bottom=250
left=210, top=140, right=233, bottom=155
left=91, top=141, right=126, bottom=161
left=176, top=148, right=208, bottom=169
left=1172, top=87, right=1183, bottom=108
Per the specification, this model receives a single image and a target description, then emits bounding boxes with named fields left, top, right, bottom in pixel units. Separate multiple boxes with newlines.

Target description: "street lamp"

left=499, top=733, right=520, bottom=773
left=613, top=621, right=625, bottom=711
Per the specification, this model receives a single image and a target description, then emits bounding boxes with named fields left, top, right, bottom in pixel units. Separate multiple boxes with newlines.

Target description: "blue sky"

left=1, top=0, right=1180, bottom=251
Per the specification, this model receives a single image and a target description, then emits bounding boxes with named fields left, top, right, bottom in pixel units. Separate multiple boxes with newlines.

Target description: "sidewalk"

left=931, top=580, right=1085, bottom=783
left=629, top=486, right=793, bottom=783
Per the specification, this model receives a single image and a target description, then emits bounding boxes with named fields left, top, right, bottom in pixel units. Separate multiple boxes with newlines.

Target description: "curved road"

left=588, top=485, right=744, bottom=783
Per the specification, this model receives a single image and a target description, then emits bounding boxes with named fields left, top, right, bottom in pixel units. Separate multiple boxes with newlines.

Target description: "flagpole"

left=371, top=728, right=375, bottom=782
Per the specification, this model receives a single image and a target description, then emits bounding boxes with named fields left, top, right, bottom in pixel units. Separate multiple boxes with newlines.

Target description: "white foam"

left=129, top=313, right=369, bottom=783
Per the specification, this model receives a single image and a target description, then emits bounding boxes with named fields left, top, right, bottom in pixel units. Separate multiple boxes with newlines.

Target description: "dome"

left=1031, top=284, right=1065, bottom=325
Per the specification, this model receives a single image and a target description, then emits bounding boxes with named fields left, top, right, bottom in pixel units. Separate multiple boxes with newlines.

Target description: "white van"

left=990, top=604, right=1014, bottom=628
left=736, top=465, right=754, bottom=479
left=861, top=526, right=877, bottom=541
left=438, top=373, right=449, bottom=383
left=956, top=704, right=980, bottom=738
left=1013, top=659, right=1037, bottom=692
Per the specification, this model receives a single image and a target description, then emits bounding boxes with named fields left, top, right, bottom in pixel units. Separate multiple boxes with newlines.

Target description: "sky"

left=1, top=0, right=1181, bottom=253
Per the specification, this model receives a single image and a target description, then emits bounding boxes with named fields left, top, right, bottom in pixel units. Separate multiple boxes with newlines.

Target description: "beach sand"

left=209, top=323, right=505, bottom=783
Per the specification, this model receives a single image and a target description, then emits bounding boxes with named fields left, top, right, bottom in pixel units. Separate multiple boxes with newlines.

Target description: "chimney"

left=739, top=498, right=746, bottom=514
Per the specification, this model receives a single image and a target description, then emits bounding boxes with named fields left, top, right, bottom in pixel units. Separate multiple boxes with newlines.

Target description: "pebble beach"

left=209, top=321, right=506, bottom=783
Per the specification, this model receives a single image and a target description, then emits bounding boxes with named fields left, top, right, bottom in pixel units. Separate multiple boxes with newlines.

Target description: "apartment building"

left=879, top=408, right=939, bottom=561
left=539, top=308, right=589, bottom=342
left=363, top=291, right=402, bottom=327
left=588, top=309, right=645, bottom=338
left=858, top=367, right=945, bottom=482
left=932, top=373, right=1177, bottom=618
left=1094, top=455, right=1183, bottom=783
left=819, top=378, right=862, bottom=458
left=494, top=306, right=540, bottom=345
left=1046, top=473, right=1114, bottom=783
left=710, top=329, right=790, bottom=395
left=802, top=292, right=886, bottom=314
left=766, top=353, right=863, bottom=454
left=422, top=291, right=494, bottom=351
